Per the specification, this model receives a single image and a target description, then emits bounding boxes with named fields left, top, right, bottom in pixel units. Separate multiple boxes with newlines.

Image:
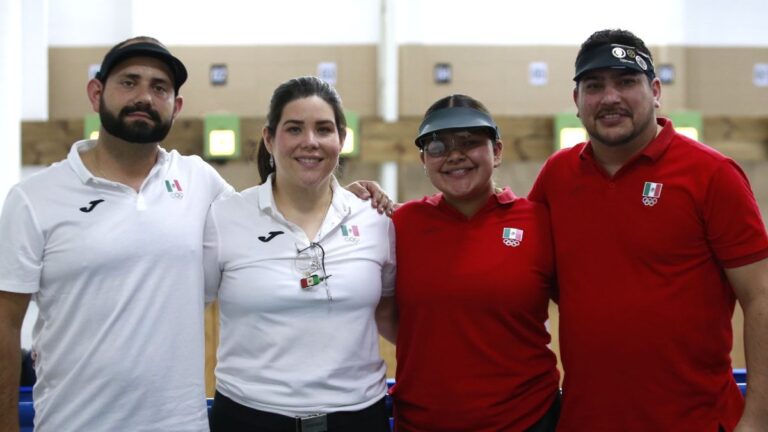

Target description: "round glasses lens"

left=424, top=139, right=447, bottom=157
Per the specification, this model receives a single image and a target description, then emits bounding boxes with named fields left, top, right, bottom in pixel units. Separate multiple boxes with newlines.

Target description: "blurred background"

left=3, top=0, right=767, bottom=396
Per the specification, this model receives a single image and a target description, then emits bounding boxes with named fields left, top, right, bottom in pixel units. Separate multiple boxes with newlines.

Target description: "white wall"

left=131, top=0, right=382, bottom=45
left=46, top=0, right=768, bottom=47
left=22, top=0, right=48, bottom=120
left=48, top=0, right=132, bottom=46
left=395, top=0, right=687, bottom=45
left=1, top=0, right=22, bottom=207
left=684, top=0, right=768, bottom=46
left=1, top=0, right=23, bottom=347
left=22, top=0, right=766, bottom=124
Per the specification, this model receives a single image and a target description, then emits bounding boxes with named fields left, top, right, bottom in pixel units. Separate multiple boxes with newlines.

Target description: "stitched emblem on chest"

left=341, top=224, right=360, bottom=243
left=642, top=181, right=663, bottom=206
left=502, top=227, right=524, bottom=247
left=164, top=179, right=184, bottom=200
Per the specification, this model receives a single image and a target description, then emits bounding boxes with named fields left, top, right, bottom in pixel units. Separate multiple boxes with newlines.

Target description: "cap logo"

left=635, top=56, right=648, bottom=71
left=575, top=43, right=656, bottom=81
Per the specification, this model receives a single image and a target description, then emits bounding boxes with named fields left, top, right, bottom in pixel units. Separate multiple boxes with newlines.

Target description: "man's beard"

left=99, top=98, right=173, bottom=144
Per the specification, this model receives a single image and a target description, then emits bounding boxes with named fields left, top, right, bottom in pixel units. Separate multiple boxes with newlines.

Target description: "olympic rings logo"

left=642, top=196, right=657, bottom=206
left=169, top=192, right=184, bottom=200
left=503, top=239, right=521, bottom=247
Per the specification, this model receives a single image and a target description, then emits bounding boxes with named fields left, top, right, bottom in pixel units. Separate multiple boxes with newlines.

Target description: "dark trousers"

left=525, top=392, right=561, bottom=432
left=210, top=391, right=390, bottom=432
left=394, top=392, right=560, bottom=432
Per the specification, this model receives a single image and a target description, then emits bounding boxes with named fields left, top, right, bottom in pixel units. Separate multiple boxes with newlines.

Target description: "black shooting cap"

left=95, top=41, right=188, bottom=93
left=574, top=43, right=655, bottom=81
left=415, top=107, right=500, bottom=147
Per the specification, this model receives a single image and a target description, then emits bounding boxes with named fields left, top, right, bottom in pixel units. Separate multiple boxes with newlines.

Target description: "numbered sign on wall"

left=528, top=62, right=548, bottom=86
left=434, top=63, right=452, bottom=84
left=210, top=64, right=228, bottom=86
left=317, top=62, right=338, bottom=85
left=754, top=63, right=768, bottom=87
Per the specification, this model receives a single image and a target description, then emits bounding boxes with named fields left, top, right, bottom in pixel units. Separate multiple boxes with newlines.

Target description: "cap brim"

left=573, top=43, right=654, bottom=81
left=97, top=42, right=188, bottom=91
left=415, top=107, right=499, bottom=146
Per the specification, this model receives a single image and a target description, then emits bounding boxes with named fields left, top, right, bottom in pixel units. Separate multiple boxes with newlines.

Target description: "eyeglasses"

left=294, top=242, right=333, bottom=301
left=418, top=129, right=493, bottom=158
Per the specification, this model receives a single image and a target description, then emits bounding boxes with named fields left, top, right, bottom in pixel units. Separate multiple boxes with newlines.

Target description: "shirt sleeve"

left=527, top=159, right=550, bottom=206
left=704, top=160, right=768, bottom=268
left=380, top=217, right=396, bottom=297
left=203, top=201, right=223, bottom=303
left=204, top=157, right=235, bottom=200
left=537, top=203, right=559, bottom=303
left=0, top=187, right=44, bottom=294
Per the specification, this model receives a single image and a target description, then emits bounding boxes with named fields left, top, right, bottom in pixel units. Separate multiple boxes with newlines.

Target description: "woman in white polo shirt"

left=203, top=76, right=396, bottom=432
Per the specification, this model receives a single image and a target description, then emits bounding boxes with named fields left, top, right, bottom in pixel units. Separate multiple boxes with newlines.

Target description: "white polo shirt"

left=0, top=140, right=231, bottom=432
left=203, top=175, right=396, bottom=417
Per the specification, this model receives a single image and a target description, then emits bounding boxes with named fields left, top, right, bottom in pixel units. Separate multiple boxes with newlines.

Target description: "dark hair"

left=576, top=29, right=654, bottom=83
left=257, top=76, right=346, bottom=184
left=424, top=94, right=491, bottom=118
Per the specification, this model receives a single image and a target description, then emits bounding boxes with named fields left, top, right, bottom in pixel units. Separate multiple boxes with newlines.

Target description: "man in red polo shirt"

left=529, top=29, right=768, bottom=431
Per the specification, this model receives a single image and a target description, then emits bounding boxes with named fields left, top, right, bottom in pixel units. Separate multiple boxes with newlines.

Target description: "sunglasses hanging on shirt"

left=294, top=242, right=333, bottom=301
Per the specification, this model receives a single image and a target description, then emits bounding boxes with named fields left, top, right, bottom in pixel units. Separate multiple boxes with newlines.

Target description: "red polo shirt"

left=529, top=118, right=768, bottom=431
left=392, top=188, right=559, bottom=432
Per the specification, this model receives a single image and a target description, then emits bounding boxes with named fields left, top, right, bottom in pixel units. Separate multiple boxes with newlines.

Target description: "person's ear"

left=573, top=85, right=579, bottom=115
left=86, top=79, right=104, bottom=112
left=493, top=140, right=503, bottom=168
left=171, top=95, right=184, bottom=120
left=262, top=127, right=274, bottom=154
left=338, top=129, right=347, bottom=150
left=652, top=77, right=662, bottom=109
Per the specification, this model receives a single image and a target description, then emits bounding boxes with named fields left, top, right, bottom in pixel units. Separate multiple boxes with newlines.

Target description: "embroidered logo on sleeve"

left=642, top=181, right=663, bottom=206
left=165, top=179, right=184, bottom=199
left=502, top=227, right=524, bottom=247
left=341, top=224, right=360, bottom=243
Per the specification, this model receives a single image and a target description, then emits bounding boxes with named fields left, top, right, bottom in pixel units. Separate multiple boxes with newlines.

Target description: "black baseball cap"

left=95, top=41, right=188, bottom=93
left=574, top=43, right=655, bottom=81
left=415, top=107, right=500, bottom=147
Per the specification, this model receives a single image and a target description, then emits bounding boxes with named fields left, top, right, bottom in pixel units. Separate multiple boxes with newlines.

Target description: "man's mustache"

left=120, top=105, right=161, bottom=122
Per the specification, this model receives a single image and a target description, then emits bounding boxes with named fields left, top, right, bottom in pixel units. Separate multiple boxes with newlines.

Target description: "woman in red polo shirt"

left=391, top=94, right=560, bottom=432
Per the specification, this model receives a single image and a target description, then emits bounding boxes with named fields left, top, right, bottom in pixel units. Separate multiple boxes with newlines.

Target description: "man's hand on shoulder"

left=345, top=180, right=397, bottom=216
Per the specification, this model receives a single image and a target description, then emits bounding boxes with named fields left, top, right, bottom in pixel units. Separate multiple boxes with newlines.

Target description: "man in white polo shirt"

left=0, top=36, right=231, bottom=432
